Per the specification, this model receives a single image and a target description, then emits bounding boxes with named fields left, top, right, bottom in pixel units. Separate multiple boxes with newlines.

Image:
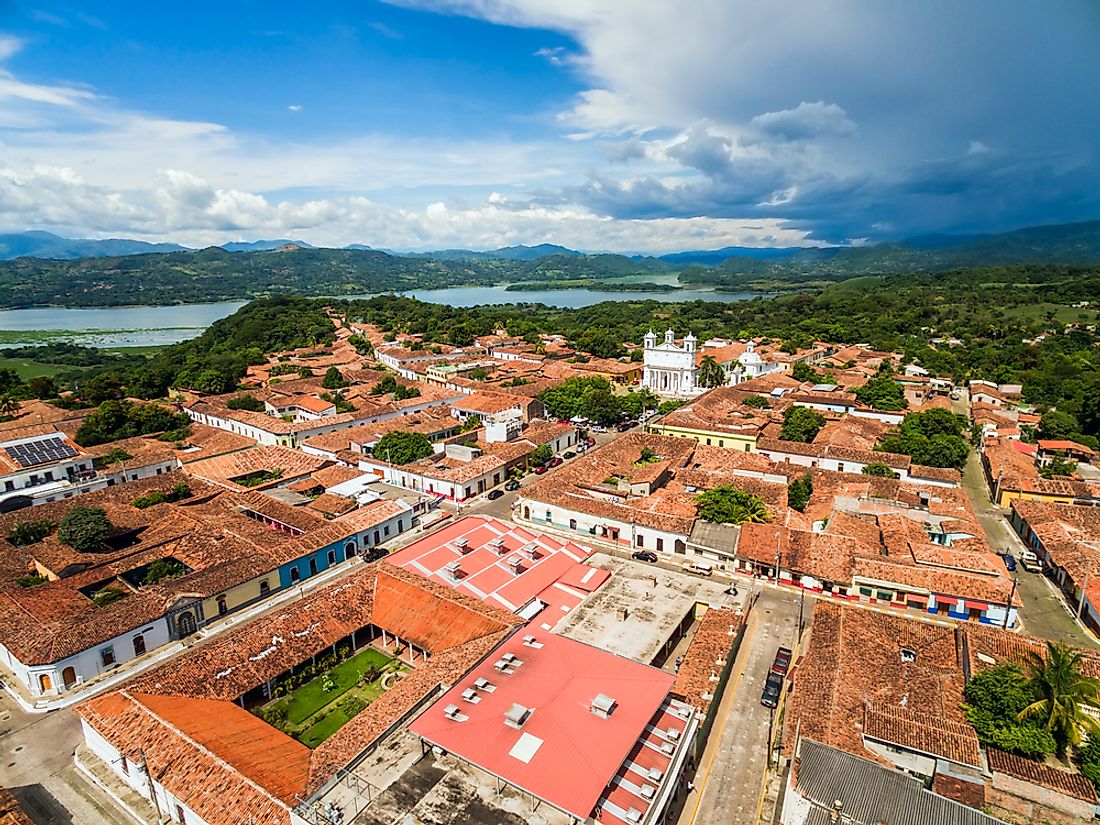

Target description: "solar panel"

left=4, top=437, right=79, bottom=469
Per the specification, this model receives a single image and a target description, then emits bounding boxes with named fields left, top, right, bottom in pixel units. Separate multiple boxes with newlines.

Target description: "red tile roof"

left=988, top=748, right=1097, bottom=802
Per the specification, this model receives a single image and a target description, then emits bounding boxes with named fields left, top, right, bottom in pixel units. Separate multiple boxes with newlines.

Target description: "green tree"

left=348, top=335, right=373, bottom=357
left=468, top=368, right=490, bottom=381
left=322, top=366, right=348, bottom=389
left=7, top=520, right=54, bottom=546
left=854, top=364, right=908, bottom=411
left=787, top=474, right=813, bottom=512
left=790, top=362, right=822, bottom=383
left=373, top=431, right=434, bottom=465
left=963, top=663, right=1057, bottom=759
left=530, top=444, right=554, bottom=466
left=370, top=375, right=399, bottom=396
left=58, top=506, right=112, bottom=553
left=80, top=372, right=126, bottom=405
left=697, top=355, right=726, bottom=388
left=143, top=558, right=185, bottom=584
left=0, top=395, right=19, bottom=417
left=742, top=394, right=771, bottom=409
left=1041, top=454, right=1078, bottom=479
left=26, top=376, right=58, bottom=399
left=226, top=394, right=265, bottom=411
left=779, top=406, right=825, bottom=443
left=1018, top=641, right=1100, bottom=757
left=538, top=377, right=624, bottom=425
left=1038, top=410, right=1080, bottom=441
left=861, top=462, right=898, bottom=478
left=75, top=400, right=191, bottom=447
left=877, top=409, right=971, bottom=470
left=695, top=486, right=770, bottom=525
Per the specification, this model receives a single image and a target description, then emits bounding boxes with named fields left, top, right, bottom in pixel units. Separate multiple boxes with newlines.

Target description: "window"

left=657, top=538, right=664, bottom=552
left=397, top=519, right=404, bottom=532
left=175, top=804, right=187, bottom=823
left=217, top=596, right=228, bottom=616
left=858, top=586, right=872, bottom=598
left=120, top=755, right=129, bottom=774
left=44, top=471, right=53, bottom=481
left=259, top=580, right=270, bottom=595
left=308, top=558, right=318, bottom=576
left=744, top=444, right=750, bottom=452
left=327, top=549, right=337, bottom=564
left=837, top=463, right=845, bottom=473
left=545, top=509, right=552, bottom=522
left=383, top=525, right=390, bottom=536
left=373, top=530, right=380, bottom=545
left=344, top=542, right=357, bottom=558
left=3, top=481, right=11, bottom=491
left=636, top=534, right=644, bottom=547
left=101, top=646, right=116, bottom=667
left=290, top=567, right=301, bottom=583
left=569, top=518, right=577, bottom=530
left=133, top=634, right=147, bottom=656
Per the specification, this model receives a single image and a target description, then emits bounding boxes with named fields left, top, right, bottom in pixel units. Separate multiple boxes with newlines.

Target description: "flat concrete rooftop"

left=554, top=553, right=738, bottom=663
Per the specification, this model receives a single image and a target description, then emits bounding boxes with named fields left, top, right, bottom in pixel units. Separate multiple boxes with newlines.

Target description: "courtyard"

left=254, top=646, right=408, bottom=748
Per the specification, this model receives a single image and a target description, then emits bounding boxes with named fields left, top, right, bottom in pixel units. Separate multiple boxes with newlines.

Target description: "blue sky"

left=1, top=1, right=1098, bottom=251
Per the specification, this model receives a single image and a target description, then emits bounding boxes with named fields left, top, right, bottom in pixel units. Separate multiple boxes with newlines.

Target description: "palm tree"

left=0, top=395, right=19, bottom=417
left=698, top=355, right=725, bottom=388
left=1018, top=640, right=1100, bottom=757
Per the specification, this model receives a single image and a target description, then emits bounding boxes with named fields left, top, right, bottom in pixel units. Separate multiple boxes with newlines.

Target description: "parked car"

left=576, top=444, right=588, bottom=453
left=771, top=647, right=793, bottom=678
left=585, top=437, right=596, bottom=446
left=487, top=490, right=504, bottom=501
left=1000, top=553, right=1017, bottom=572
left=723, top=586, right=739, bottom=596
left=366, top=547, right=389, bottom=562
left=686, top=561, right=714, bottom=577
left=761, top=672, right=783, bottom=708
left=1020, top=550, right=1042, bottom=572
left=563, top=451, right=577, bottom=459
left=533, top=465, right=548, bottom=475
left=548, top=457, right=564, bottom=468
left=632, top=550, right=658, bottom=563
left=504, top=480, right=521, bottom=491
left=617, top=421, right=635, bottom=432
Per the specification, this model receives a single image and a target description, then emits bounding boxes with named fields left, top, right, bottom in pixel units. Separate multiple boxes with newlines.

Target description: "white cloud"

left=0, top=35, right=23, bottom=61
left=287, top=104, right=303, bottom=112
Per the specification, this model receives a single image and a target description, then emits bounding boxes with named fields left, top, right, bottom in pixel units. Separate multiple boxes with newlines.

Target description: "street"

left=679, top=587, right=804, bottom=825
left=959, top=439, right=1098, bottom=648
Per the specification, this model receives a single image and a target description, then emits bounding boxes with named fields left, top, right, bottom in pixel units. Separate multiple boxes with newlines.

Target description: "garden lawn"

left=298, top=681, right=388, bottom=748
left=280, top=647, right=393, bottom=725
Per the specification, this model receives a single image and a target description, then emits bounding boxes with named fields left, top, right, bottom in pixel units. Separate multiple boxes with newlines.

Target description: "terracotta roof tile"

left=988, top=748, right=1097, bottom=802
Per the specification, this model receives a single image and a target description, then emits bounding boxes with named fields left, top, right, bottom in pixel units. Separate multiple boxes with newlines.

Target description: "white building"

left=642, top=329, right=701, bottom=397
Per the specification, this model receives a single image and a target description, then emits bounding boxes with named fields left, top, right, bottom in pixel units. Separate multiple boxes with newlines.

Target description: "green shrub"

left=226, top=394, right=265, bottom=411
left=8, top=520, right=54, bottom=546
left=58, top=507, right=112, bottom=553
left=16, top=573, right=47, bottom=588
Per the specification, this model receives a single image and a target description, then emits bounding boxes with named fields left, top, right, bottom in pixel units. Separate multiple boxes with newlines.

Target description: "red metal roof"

left=387, top=516, right=608, bottom=617
left=408, top=627, right=682, bottom=821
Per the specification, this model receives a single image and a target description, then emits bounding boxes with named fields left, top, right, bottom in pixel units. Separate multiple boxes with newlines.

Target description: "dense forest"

left=3, top=219, right=1097, bottom=308
left=3, top=265, right=1099, bottom=441
left=0, top=247, right=673, bottom=308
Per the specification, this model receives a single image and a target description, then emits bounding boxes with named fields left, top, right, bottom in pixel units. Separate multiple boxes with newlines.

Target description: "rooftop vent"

left=443, top=704, right=468, bottom=722
left=490, top=538, right=506, bottom=554
left=521, top=634, right=544, bottom=648
left=473, top=677, right=495, bottom=692
left=625, top=808, right=642, bottom=823
left=640, top=786, right=656, bottom=800
left=900, top=647, right=917, bottom=663
left=647, top=767, right=663, bottom=782
left=506, top=555, right=525, bottom=573
left=444, top=560, right=462, bottom=581
left=659, top=741, right=675, bottom=755
left=504, top=703, right=533, bottom=729
left=665, top=727, right=680, bottom=741
left=519, top=541, right=540, bottom=559
left=461, top=688, right=480, bottom=704
left=591, top=694, right=617, bottom=718
left=454, top=537, right=471, bottom=554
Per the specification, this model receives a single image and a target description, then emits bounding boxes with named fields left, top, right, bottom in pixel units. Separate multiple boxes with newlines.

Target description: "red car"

left=533, top=465, right=548, bottom=474
left=548, top=457, right=563, bottom=467
left=585, top=437, right=596, bottom=446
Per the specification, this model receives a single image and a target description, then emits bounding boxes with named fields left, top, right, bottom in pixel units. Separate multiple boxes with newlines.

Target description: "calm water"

left=0, top=282, right=762, bottom=348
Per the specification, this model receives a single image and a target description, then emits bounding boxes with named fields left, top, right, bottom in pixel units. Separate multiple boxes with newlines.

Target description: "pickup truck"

left=1020, top=550, right=1042, bottom=573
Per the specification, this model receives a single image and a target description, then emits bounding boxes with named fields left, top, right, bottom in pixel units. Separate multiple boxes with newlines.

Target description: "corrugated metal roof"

left=795, top=739, right=1005, bottom=825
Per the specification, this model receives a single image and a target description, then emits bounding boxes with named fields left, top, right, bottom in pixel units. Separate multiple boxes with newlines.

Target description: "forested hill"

left=681, top=220, right=1100, bottom=287
left=0, top=246, right=672, bottom=308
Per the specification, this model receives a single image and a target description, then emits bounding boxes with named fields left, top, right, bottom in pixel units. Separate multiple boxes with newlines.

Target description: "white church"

left=642, top=329, right=779, bottom=397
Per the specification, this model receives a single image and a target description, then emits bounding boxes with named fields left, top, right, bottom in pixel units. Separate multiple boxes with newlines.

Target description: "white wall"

left=516, top=496, right=687, bottom=555
left=6, top=617, right=171, bottom=698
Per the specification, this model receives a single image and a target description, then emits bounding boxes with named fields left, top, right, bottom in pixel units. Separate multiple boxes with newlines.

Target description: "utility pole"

left=774, top=530, right=782, bottom=584
left=1003, top=576, right=1018, bottom=629
left=1077, top=570, right=1091, bottom=621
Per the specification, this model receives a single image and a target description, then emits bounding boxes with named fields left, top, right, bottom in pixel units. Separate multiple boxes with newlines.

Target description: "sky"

left=0, top=1, right=1098, bottom=253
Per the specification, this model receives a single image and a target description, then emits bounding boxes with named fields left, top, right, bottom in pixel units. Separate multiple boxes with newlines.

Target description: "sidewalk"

left=73, top=744, right=157, bottom=824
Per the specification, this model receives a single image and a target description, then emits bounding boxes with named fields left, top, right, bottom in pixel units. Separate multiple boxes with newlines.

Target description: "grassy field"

left=263, top=647, right=399, bottom=747
left=1000, top=302, right=1099, bottom=324
left=0, top=357, right=73, bottom=380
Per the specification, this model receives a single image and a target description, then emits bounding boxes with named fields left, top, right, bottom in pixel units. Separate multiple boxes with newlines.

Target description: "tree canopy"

left=877, top=409, right=971, bottom=470
left=373, top=431, right=434, bottom=465
left=58, top=506, right=112, bottom=553
left=695, top=486, right=770, bottom=525
left=779, top=406, right=825, bottom=443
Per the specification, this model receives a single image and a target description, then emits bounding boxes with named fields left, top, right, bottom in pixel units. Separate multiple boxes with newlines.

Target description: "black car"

left=761, top=672, right=783, bottom=708
left=563, top=451, right=577, bottom=459
left=632, top=550, right=658, bottom=563
left=504, top=480, right=520, bottom=491
left=487, top=490, right=504, bottom=500
left=366, top=547, right=389, bottom=562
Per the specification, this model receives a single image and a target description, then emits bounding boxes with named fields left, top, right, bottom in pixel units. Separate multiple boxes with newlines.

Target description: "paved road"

left=958, top=425, right=1098, bottom=648
left=0, top=693, right=132, bottom=825
left=680, top=588, right=804, bottom=825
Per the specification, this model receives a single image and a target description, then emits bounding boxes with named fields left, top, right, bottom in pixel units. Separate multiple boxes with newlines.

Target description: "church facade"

left=642, top=329, right=702, bottom=397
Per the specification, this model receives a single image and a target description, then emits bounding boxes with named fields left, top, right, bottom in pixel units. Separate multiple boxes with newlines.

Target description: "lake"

left=0, top=281, right=763, bottom=348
